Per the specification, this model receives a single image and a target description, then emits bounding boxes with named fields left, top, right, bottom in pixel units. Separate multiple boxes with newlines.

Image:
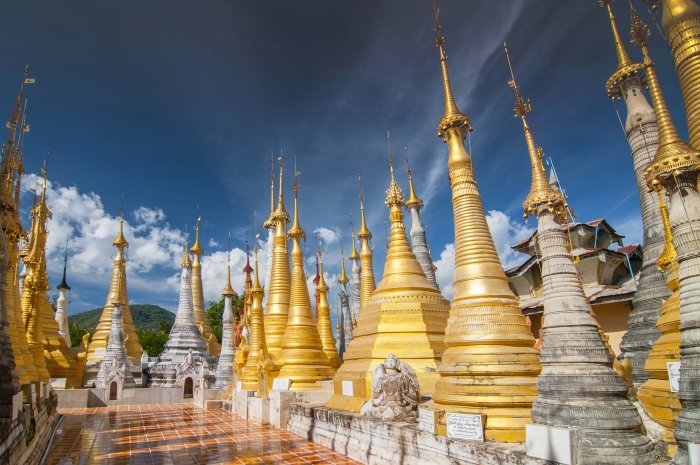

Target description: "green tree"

left=69, top=322, right=90, bottom=347
left=137, top=320, right=172, bottom=357
left=206, top=295, right=245, bottom=344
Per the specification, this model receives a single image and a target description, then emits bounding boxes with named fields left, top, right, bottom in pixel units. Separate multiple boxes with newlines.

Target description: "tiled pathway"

left=44, top=404, right=361, bottom=465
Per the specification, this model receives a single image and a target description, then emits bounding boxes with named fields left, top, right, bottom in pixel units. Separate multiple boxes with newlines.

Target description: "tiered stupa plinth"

left=327, top=137, right=449, bottom=412
left=428, top=15, right=540, bottom=442
left=506, top=43, right=653, bottom=463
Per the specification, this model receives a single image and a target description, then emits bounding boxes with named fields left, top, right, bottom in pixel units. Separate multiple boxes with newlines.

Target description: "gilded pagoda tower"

left=633, top=6, right=700, bottom=462
left=599, top=0, right=669, bottom=385
left=263, top=157, right=275, bottom=309
left=505, top=43, right=653, bottom=463
left=326, top=137, right=449, bottom=412
left=83, top=212, right=142, bottom=386
left=316, top=248, right=341, bottom=368
left=428, top=12, right=541, bottom=442
left=655, top=0, right=700, bottom=149
left=190, top=219, right=221, bottom=356
left=637, top=193, right=682, bottom=457
left=263, top=157, right=291, bottom=362
left=2, top=71, right=38, bottom=390
left=22, top=171, right=79, bottom=386
left=403, top=146, right=439, bottom=289
left=357, top=183, right=376, bottom=316
left=276, top=174, right=335, bottom=389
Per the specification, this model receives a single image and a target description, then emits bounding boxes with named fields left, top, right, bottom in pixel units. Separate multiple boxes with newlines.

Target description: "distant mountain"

left=68, top=304, right=175, bottom=333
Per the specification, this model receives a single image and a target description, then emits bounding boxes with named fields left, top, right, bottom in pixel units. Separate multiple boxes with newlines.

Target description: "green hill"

left=68, top=304, right=175, bottom=333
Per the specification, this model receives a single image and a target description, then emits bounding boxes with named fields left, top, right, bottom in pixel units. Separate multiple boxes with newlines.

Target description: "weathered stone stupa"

left=55, top=246, right=72, bottom=349
left=95, top=282, right=135, bottom=390
left=403, top=146, right=439, bottom=290
left=429, top=12, right=541, bottom=442
left=633, top=6, right=700, bottom=462
left=214, top=247, right=237, bottom=389
left=276, top=174, right=335, bottom=390
left=600, top=0, right=668, bottom=386
left=149, top=244, right=211, bottom=387
left=327, top=135, right=449, bottom=412
left=337, top=246, right=353, bottom=360
left=505, top=42, right=653, bottom=464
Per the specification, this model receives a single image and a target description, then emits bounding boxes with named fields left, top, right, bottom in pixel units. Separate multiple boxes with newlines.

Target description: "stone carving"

left=361, top=354, right=419, bottom=423
left=95, top=304, right=135, bottom=390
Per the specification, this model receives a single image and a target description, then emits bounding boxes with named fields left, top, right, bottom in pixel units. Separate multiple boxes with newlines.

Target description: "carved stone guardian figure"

left=361, top=354, right=419, bottom=423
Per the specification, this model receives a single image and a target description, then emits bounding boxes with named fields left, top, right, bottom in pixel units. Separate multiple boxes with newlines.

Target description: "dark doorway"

left=109, top=382, right=118, bottom=401
left=184, top=377, right=193, bottom=398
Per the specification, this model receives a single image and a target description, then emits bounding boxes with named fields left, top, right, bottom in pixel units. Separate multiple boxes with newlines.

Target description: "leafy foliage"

left=137, top=320, right=172, bottom=357
left=67, top=304, right=175, bottom=332
left=206, top=295, right=245, bottom=343
left=69, top=322, right=90, bottom=347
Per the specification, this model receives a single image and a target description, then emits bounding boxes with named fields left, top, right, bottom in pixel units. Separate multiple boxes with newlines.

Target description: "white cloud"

left=313, top=227, right=339, bottom=245
left=434, top=243, right=455, bottom=301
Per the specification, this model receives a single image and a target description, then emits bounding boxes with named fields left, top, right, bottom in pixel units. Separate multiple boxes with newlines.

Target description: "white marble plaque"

left=236, top=381, right=243, bottom=392
left=272, top=378, right=291, bottom=391
left=341, top=380, right=354, bottom=397
left=446, top=413, right=484, bottom=441
left=418, top=408, right=436, bottom=434
left=526, top=423, right=573, bottom=465
left=689, top=442, right=700, bottom=465
left=668, top=362, right=681, bottom=393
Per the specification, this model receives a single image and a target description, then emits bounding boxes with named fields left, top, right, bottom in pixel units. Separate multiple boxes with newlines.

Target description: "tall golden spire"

left=348, top=227, right=359, bottom=260
left=504, top=41, right=566, bottom=218
left=264, top=153, right=275, bottom=230
left=221, top=239, right=236, bottom=297
left=356, top=174, right=376, bottom=309
left=83, top=202, right=142, bottom=386
left=264, top=153, right=292, bottom=360
left=403, top=145, right=424, bottom=209
left=316, top=245, right=341, bottom=368
left=600, top=0, right=645, bottom=99
left=327, top=133, right=449, bottom=412
left=633, top=5, right=700, bottom=188
left=190, top=216, right=220, bottom=356
left=277, top=169, right=335, bottom=389
left=657, top=191, right=678, bottom=271
left=429, top=8, right=540, bottom=442
left=338, top=244, right=349, bottom=284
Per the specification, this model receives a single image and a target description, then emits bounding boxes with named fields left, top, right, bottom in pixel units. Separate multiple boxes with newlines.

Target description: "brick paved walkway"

left=44, top=404, right=360, bottom=465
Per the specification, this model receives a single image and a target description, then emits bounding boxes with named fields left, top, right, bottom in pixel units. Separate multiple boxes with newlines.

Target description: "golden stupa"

left=240, top=247, right=274, bottom=394
left=263, top=156, right=291, bottom=362
left=316, top=246, right=341, bottom=369
left=83, top=211, right=142, bottom=385
left=357, top=178, right=376, bottom=313
left=637, top=192, right=681, bottom=456
left=190, top=218, right=221, bottom=356
left=428, top=12, right=541, bottom=442
left=21, top=170, right=79, bottom=386
left=276, top=174, right=335, bottom=390
left=657, top=0, right=700, bottom=148
left=326, top=135, right=450, bottom=412
left=1, top=72, right=39, bottom=391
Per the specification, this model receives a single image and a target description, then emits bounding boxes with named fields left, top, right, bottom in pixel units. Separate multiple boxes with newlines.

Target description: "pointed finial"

left=504, top=42, right=565, bottom=218
left=317, top=238, right=328, bottom=291
left=656, top=191, right=677, bottom=271
left=222, top=231, right=236, bottom=296
left=404, top=144, right=424, bottom=209
left=252, top=241, right=262, bottom=291
left=272, top=151, right=290, bottom=223
left=113, top=194, right=129, bottom=249
left=339, top=241, right=349, bottom=284
left=349, top=214, right=360, bottom=260
left=632, top=2, right=700, bottom=188
left=387, top=131, right=395, bottom=180
left=599, top=0, right=645, bottom=99
left=288, top=161, right=305, bottom=238
left=433, top=1, right=472, bottom=138
left=358, top=173, right=372, bottom=239
left=264, top=151, right=276, bottom=229
left=191, top=215, right=204, bottom=255
left=180, top=232, right=192, bottom=268
left=385, top=131, right=404, bottom=208
left=57, top=239, right=71, bottom=291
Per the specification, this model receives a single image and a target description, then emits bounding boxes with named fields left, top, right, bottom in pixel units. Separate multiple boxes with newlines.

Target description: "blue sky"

left=0, top=1, right=688, bottom=315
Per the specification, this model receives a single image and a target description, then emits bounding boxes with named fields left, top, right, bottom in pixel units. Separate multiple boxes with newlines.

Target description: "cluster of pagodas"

left=2, top=1, right=700, bottom=465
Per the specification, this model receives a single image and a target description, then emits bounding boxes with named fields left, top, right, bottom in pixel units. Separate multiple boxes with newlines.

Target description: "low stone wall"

left=287, top=404, right=561, bottom=465
left=55, top=387, right=194, bottom=408
left=0, top=400, right=60, bottom=465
